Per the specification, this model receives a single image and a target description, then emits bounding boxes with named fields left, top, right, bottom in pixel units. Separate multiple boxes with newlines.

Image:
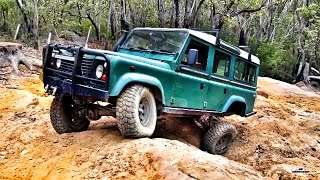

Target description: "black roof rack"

left=237, top=46, right=252, bottom=61
left=191, top=28, right=221, bottom=46
left=191, top=28, right=252, bottom=60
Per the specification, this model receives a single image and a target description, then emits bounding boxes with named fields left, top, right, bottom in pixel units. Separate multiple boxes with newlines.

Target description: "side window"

left=212, top=50, right=231, bottom=78
left=181, top=39, right=209, bottom=71
left=234, top=58, right=257, bottom=85
left=234, top=60, right=246, bottom=80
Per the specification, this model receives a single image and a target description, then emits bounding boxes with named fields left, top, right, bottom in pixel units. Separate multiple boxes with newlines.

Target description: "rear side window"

left=212, top=50, right=231, bottom=78
left=234, top=58, right=257, bottom=85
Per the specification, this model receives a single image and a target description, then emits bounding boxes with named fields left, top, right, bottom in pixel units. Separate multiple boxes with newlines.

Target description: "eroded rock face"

left=131, top=138, right=264, bottom=180
left=0, top=73, right=320, bottom=179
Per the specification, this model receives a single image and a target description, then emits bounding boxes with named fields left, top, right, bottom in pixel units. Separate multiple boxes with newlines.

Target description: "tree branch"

left=232, top=0, right=267, bottom=16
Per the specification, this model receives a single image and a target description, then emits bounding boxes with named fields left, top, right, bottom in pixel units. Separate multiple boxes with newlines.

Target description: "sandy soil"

left=0, top=73, right=319, bottom=179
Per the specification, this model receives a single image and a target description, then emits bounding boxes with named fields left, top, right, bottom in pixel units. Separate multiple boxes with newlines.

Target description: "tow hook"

left=45, top=84, right=58, bottom=96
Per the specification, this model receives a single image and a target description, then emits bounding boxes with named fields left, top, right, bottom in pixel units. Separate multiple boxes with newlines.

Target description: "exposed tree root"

left=0, top=42, right=35, bottom=74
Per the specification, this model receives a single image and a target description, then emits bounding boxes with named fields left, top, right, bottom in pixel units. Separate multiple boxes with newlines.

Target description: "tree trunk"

left=213, top=14, right=224, bottom=29
left=121, top=0, right=126, bottom=20
left=129, top=3, right=135, bottom=25
left=32, top=0, right=39, bottom=49
left=0, top=42, right=34, bottom=74
left=183, top=0, right=191, bottom=28
left=0, top=6, right=9, bottom=34
left=210, top=4, right=216, bottom=29
left=239, top=29, right=246, bottom=45
left=15, top=0, right=32, bottom=37
left=191, top=0, right=205, bottom=27
left=174, top=0, right=183, bottom=28
left=303, top=62, right=310, bottom=84
left=109, top=1, right=116, bottom=39
left=87, top=13, right=101, bottom=41
left=170, top=3, right=175, bottom=27
left=158, top=0, right=165, bottom=27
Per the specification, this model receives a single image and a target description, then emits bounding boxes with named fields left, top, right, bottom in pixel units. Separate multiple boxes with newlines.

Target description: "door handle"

left=200, top=83, right=206, bottom=89
left=224, top=88, right=227, bottom=94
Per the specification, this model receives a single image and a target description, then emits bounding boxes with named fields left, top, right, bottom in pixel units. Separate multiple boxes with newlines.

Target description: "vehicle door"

left=171, top=38, right=211, bottom=110
left=206, top=49, right=232, bottom=111
left=229, top=58, right=258, bottom=114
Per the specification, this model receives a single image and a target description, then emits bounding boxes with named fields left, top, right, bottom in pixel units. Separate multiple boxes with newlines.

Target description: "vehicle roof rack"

left=237, top=45, right=252, bottom=61
left=191, top=28, right=221, bottom=46
left=191, top=28, right=243, bottom=56
left=191, top=28, right=254, bottom=60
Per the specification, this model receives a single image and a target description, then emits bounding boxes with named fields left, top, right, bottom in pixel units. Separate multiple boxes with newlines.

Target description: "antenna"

left=85, top=26, right=92, bottom=49
left=47, top=32, right=51, bottom=45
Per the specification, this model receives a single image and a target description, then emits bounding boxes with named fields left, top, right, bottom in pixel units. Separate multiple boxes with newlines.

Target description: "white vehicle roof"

left=132, top=27, right=260, bottom=65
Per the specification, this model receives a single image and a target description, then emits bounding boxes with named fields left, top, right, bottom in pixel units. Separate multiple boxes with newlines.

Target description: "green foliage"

left=257, top=41, right=296, bottom=82
left=1, top=0, right=319, bottom=82
left=299, top=4, right=320, bottom=19
left=298, top=3, right=320, bottom=70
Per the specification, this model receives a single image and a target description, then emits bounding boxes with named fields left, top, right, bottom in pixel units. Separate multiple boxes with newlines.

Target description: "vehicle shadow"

left=152, top=117, right=204, bottom=149
left=88, top=116, right=204, bottom=149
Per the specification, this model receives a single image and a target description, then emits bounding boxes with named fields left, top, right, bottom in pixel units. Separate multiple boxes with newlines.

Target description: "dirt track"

left=0, top=74, right=319, bottom=179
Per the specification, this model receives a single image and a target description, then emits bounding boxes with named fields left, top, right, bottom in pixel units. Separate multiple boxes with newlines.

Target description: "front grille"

left=59, top=59, right=74, bottom=73
left=48, top=52, right=107, bottom=91
left=81, top=59, right=93, bottom=77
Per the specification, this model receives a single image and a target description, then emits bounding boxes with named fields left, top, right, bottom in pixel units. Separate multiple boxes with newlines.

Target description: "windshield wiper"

left=120, top=46, right=175, bottom=55
left=152, top=49, right=175, bottom=54
left=120, top=46, right=150, bottom=51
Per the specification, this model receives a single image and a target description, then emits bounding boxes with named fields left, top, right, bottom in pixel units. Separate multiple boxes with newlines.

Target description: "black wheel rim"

left=215, top=133, right=233, bottom=153
left=138, top=97, right=151, bottom=127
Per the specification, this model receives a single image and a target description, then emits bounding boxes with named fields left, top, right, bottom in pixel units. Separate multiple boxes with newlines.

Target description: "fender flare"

left=109, top=73, right=165, bottom=104
left=222, top=95, right=247, bottom=113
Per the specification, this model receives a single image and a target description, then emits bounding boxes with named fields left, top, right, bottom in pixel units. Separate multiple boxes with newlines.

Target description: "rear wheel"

left=203, top=121, right=237, bottom=155
left=116, top=85, right=157, bottom=138
left=50, top=95, right=90, bottom=134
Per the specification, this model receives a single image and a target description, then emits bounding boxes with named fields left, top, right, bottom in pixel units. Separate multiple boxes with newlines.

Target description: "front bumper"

left=42, top=45, right=111, bottom=101
left=45, top=76, right=109, bottom=101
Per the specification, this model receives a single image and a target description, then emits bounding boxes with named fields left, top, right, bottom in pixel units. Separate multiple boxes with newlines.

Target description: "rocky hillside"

left=0, top=68, right=319, bottom=179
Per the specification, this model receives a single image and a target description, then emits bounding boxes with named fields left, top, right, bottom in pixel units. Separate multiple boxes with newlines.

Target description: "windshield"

left=120, top=30, right=188, bottom=54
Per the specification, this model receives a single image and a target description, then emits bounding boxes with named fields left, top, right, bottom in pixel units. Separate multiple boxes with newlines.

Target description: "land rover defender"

left=42, top=27, right=260, bottom=154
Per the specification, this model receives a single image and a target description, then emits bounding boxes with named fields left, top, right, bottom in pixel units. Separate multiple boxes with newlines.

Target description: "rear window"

left=234, top=58, right=257, bottom=85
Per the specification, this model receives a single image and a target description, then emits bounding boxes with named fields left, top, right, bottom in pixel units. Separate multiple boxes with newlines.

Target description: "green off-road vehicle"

left=42, top=26, right=260, bottom=155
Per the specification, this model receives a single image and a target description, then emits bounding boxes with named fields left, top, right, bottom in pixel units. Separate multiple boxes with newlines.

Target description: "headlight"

left=56, top=59, right=61, bottom=68
left=95, top=64, right=104, bottom=78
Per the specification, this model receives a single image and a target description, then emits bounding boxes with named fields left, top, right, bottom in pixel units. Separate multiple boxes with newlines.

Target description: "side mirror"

left=187, top=49, right=198, bottom=65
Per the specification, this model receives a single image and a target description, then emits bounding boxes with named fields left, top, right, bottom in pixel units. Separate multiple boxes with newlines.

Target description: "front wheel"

left=202, top=121, right=237, bottom=155
left=50, top=96, right=90, bottom=134
left=116, top=85, right=157, bottom=138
